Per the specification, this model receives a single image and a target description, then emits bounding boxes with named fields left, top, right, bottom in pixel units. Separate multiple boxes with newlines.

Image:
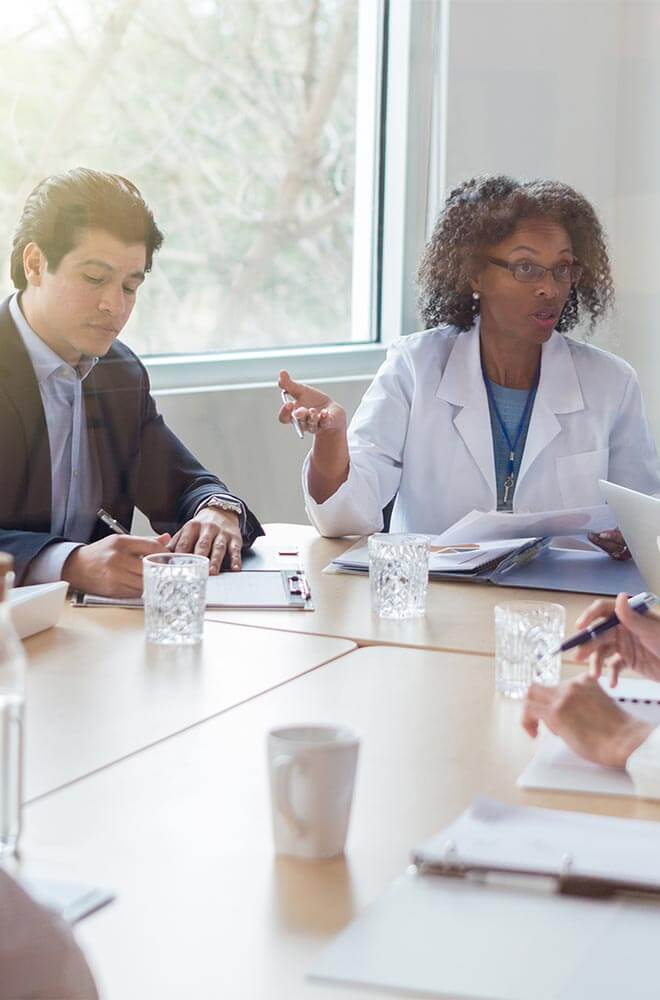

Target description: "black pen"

left=550, top=591, right=659, bottom=656
left=97, top=508, right=130, bottom=536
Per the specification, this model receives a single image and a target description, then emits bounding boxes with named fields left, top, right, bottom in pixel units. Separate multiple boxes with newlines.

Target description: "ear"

left=468, top=257, right=486, bottom=297
left=22, top=242, right=46, bottom=287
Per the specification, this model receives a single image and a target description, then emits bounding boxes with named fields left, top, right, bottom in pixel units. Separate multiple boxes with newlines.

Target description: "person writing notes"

left=279, top=176, right=660, bottom=555
left=0, top=168, right=263, bottom=595
left=523, top=593, right=660, bottom=800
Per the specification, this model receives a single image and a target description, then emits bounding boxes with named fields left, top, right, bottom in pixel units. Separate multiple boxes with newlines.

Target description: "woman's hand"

left=278, top=370, right=350, bottom=503
left=278, top=370, right=347, bottom=436
left=522, top=673, right=652, bottom=768
left=587, top=529, right=631, bottom=560
left=573, top=592, right=660, bottom=686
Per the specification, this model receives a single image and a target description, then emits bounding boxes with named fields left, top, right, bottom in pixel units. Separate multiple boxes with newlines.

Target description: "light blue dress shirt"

left=485, top=377, right=534, bottom=512
left=10, top=294, right=101, bottom=583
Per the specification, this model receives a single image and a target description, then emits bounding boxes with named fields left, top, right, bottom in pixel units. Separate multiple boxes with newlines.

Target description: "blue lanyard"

left=481, top=356, right=540, bottom=489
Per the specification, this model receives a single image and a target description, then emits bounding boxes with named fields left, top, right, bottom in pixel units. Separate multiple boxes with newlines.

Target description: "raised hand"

left=277, top=370, right=347, bottom=436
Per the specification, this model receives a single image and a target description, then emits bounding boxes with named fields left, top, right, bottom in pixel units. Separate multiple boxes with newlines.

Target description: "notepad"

left=73, top=569, right=313, bottom=611
left=18, top=873, right=114, bottom=924
left=9, top=581, right=68, bottom=638
left=517, top=678, right=660, bottom=798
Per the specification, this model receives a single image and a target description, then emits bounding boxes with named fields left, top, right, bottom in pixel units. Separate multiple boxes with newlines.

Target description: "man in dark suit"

left=1, top=167, right=263, bottom=596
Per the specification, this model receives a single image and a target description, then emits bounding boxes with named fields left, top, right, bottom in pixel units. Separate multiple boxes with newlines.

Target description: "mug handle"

left=273, top=754, right=305, bottom=836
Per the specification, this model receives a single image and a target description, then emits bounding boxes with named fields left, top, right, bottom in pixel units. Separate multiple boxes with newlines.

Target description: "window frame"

left=144, top=0, right=442, bottom=393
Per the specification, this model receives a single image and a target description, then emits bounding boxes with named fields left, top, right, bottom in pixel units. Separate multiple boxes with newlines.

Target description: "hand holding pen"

left=569, top=592, right=660, bottom=686
left=277, top=371, right=347, bottom=437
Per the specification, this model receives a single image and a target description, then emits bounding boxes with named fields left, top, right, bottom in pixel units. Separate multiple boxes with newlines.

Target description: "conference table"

left=206, top=524, right=598, bottom=656
left=22, top=646, right=660, bottom=1000
left=23, top=605, right=354, bottom=800
left=15, top=523, right=655, bottom=999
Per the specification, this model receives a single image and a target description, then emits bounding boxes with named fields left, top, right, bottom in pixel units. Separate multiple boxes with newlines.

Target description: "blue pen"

left=550, top=591, right=659, bottom=657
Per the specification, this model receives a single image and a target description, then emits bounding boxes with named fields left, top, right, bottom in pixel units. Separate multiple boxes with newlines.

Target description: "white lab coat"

left=303, top=319, right=660, bottom=537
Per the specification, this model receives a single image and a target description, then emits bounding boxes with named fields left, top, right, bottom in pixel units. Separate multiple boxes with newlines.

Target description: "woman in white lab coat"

left=278, top=175, right=660, bottom=555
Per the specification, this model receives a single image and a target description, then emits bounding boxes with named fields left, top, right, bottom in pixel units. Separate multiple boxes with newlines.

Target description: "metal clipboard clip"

left=283, top=570, right=314, bottom=609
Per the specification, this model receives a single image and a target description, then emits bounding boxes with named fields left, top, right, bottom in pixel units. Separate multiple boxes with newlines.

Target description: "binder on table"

left=311, top=798, right=660, bottom=1000
left=331, top=536, right=646, bottom=596
left=332, top=535, right=552, bottom=582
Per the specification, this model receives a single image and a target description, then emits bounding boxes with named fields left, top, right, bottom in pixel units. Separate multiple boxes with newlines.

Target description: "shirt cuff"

left=23, top=542, right=84, bottom=585
left=194, top=494, right=247, bottom=537
left=625, top=726, right=660, bottom=800
left=302, top=453, right=383, bottom=537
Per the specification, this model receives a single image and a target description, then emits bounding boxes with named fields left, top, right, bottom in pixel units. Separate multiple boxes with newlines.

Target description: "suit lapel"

left=0, top=297, right=52, bottom=527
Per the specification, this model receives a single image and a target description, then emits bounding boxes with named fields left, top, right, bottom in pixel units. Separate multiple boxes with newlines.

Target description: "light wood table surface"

left=207, top=524, right=597, bottom=656
left=22, top=645, right=659, bottom=1000
left=23, top=604, right=354, bottom=801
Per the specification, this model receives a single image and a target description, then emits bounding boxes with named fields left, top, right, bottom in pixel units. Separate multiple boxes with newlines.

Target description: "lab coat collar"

left=435, top=317, right=585, bottom=501
left=435, top=317, right=584, bottom=414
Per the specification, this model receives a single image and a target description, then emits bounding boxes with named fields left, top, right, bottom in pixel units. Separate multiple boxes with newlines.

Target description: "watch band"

left=202, top=495, right=244, bottom=518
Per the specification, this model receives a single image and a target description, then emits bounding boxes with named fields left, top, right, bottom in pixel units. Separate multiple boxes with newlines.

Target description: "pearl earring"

left=472, top=291, right=480, bottom=300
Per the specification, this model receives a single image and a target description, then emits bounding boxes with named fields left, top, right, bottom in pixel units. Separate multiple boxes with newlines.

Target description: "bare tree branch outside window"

left=0, top=0, right=361, bottom=355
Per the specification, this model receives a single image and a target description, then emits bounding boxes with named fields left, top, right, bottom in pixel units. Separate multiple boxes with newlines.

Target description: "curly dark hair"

left=417, top=175, right=614, bottom=333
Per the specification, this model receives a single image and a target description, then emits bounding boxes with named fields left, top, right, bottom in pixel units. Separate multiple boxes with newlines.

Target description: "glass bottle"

left=0, top=553, right=25, bottom=856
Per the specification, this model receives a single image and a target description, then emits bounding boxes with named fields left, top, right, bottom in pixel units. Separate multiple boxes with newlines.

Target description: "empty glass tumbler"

left=494, top=601, right=565, bottom=699
left=143, top=553, right=209, bottom=644
left=368, top=534, right=430, bottom=619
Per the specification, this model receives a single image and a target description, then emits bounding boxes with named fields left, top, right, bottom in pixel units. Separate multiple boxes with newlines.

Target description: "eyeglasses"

left=485, top=256, right=583, bottom=285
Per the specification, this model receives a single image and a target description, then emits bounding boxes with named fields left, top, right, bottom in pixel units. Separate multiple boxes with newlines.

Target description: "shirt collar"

left=9, top=292, right=98, bottom=383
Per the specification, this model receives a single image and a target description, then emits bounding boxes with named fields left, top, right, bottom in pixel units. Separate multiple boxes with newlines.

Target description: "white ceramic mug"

left=267, top=724, right=359, bottom=860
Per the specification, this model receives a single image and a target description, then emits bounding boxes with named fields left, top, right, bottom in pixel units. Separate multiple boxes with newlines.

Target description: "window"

left=1, top=0, right=385, bottom=361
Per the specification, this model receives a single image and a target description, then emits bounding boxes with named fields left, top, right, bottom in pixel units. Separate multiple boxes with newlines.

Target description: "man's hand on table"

left=62, top=534, right=172, bottom=598
left=522, top=673, right=652, bottom=768
left=168, top=507, right=243, bottom=574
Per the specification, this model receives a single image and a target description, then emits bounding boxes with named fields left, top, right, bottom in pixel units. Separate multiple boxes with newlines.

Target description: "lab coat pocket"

left=556, top=448, right=609, bottom=507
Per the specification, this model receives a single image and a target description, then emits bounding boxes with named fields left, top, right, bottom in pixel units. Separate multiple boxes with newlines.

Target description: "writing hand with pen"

left=522, top=592, right=660, bottom=768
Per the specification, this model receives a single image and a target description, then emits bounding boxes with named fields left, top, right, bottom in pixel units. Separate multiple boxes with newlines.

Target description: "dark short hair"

left=11, top=167, right=164, bottom=289
left=417, top=175, right=614, bottom=333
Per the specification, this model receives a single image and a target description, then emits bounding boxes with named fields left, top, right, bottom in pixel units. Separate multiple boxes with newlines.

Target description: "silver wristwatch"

left=202, top=495, right=244, bottom=518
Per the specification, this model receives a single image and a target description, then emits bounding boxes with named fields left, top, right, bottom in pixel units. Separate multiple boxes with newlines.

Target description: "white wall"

left=138, top=378, right=369, bottom=529
left=444, top=0, right=659, bottom=425
left=612, top=2, right=660, bottom=433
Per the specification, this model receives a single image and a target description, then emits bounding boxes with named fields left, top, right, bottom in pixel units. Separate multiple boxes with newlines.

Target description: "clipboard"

left=72, top=569, right=314, bottom=611
left=311, top=798, right=660, bottom=1000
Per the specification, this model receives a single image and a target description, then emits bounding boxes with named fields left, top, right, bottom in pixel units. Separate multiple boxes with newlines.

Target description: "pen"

left=550, top=591, right=659, bottom=656
left=280, top=388, right=304, bottom=439
left=97, top=508, right=130, bottom=536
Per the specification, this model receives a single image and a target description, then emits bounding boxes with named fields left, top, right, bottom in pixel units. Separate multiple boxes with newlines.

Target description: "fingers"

left=291, top=406, right=331, bottom=435
left=208, top=533, right=227, bottom=575
left=521, top=683, right=555, bottom=737
left=172, top=521, right=200, bottom=554
left=278, top=401, right=295, bottom=425
left=588, top=530, right=630, bottom=561
left=576, top=598, right=615, bottom=629
left=227, top=536, right=242, bottom=572
left=614, top=591, right=660, bottom=646
left=278, top=369, right=306, bottom=398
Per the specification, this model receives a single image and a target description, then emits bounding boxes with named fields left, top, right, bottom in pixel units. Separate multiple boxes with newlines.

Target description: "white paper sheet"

left=518, top=679, right=660, bottom=798
left=416, top=796, right=660, bottom=885
left=436, top=504, right=616, bottom=545
left=332, top=537, right=537, bottom=575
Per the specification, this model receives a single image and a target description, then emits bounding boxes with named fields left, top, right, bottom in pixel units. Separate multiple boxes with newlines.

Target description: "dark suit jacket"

left=0, top=297, right=263, bottom=583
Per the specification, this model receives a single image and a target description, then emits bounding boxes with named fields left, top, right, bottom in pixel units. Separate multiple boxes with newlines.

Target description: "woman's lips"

left=530, top=309, right=557, bottom=330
